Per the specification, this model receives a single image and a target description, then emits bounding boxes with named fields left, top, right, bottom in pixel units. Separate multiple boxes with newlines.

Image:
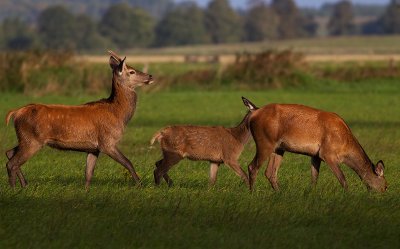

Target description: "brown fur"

left=151, top=105, right=255, bottom=187
left=245, top=100, right=387, bottom=192
left=5, top=51, right=154, bottom=188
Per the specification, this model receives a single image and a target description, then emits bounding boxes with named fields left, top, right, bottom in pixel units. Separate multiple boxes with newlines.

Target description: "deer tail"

left=150, top=130, right=163, bottom=145
left=5, top=109, right=19, bottom=126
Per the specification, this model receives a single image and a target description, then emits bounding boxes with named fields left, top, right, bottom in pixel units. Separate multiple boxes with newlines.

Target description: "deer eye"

left=129, top=70, right=136, bottom=75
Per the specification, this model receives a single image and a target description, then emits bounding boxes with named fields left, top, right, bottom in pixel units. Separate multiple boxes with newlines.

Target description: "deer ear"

left=375, top=160, right=384, bottom=177
left=108, top=50, right=123, bottom=71
left=109, top=55, right=120, bottom=71
left=242, top=96, right=258, bottom=112
left=117, top=56, right=126, bottom=75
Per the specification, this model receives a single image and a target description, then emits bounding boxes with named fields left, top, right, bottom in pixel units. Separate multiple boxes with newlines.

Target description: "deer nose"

left=147, top=75, right=154, bottom=84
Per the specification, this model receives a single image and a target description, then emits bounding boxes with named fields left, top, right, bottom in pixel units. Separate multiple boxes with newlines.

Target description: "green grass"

left=1, top=80, right=400, bottom=248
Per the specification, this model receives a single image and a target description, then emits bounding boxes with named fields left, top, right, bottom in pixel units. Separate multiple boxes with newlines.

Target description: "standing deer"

left=242, top=97, right=387, bottom=192
left=150, top=99, right=256, bottom=187
left=5, top=51, right=153, bottom=188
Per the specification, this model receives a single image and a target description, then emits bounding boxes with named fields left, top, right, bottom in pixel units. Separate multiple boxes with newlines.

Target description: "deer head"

left=108, top=50, right=153, bottom=90
left=364, top=160, right=387, bottom=192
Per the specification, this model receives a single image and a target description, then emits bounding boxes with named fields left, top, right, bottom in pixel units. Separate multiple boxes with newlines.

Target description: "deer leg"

left=225, top=160, right=249, bottom=187
left=5, top=147, right=17, bottom=177
left=265, top=152, right=284, bottom=191
left=85, top=152, right=99, bottom=190
left=6, top=146, right=17, bottom=159
left=105, top=148, right=141, bottom=185
left=155, top=159, right=173, bottom=187
left=6, top=143, right=41, bottom=188
left=325, top=158, right=348, bottom=190
left=154, top=152, right=182, bottom=186
left=311, top=157, right=321, bottom=186
left=6, top=146, right=27, bottom=187
left=248, top=145, right=274, bottom=191
left=209, top=163, right=220, bottom=186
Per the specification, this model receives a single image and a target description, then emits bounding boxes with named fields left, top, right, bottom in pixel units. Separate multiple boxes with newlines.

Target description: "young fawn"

left=150, top=98, right=257, bottom=187
left=243, top=97, right=387, bottom=192
left=5, top=51, right=153, bottom=188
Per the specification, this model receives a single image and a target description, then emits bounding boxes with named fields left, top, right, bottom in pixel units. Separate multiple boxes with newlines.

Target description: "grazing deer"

left=150, top=99, right=257, bottom=187
left=5, top=51, right=153, bottom=188
left=242, top=97, right=387, bottom=192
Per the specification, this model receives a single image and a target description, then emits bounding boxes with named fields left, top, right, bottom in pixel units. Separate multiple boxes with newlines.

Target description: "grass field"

left=0, top=79, right=400, bottom=248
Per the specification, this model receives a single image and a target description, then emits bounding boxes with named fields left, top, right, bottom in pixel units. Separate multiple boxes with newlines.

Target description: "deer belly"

left=184, top=148, right=223, bottom=163
left=279, top=139, right=320, bottom=156
left=45, top=125, right=98, bottom=151
left=47, top=139, right=98, bottom=151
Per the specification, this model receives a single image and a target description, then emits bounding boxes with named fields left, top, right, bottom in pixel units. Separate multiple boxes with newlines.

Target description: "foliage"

left=328, top=1, right=356, bottom=36
left=222, top=50, right=309, bottom=88
left=154, top=4, right=210, bottom=47
left=0, top=51, right=109, bottom=95
left=319, top=3, right=386, bottom=17
left=271, top=0, right=316, bottom=38
left=244, top=3, right=279, bottom=41
left=204, top=0, right=243, bottom=44
left=1, top=1, right=400, bottom=50
left=74, top=15, right=111, bottom=51
left=379, top=0, right=400, bottom=34
left=315, top=60, right=400, bottom=82
left=0, top=18, right=37, bottom=50
left=0, top=0, right=175, bottom=21
left=37, top=6, right=78, bottom=50
left=99, top=3, right=155, bottom=49
left=3, top=49, right=400, bottom=94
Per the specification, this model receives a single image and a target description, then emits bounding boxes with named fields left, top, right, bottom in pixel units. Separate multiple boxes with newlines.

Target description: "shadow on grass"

left=1, top=183, right=399, bottom=249
left=2, top=174, right=225, bottom=191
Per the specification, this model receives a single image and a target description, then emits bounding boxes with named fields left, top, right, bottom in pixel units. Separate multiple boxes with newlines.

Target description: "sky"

left=176, top=0, right=390, bottom=8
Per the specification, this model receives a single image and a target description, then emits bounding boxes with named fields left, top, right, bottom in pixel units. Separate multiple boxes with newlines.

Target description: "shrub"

left=0, top=51, right=110, bottom=95
left=221, top=50, right=310, bottom=88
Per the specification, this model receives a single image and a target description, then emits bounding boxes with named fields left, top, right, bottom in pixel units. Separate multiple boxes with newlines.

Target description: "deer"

left=150, top=99, right=256, bottom=187
left=5, top=51, right=153, bottom=188
left=241, top=97, right=387, bottom=192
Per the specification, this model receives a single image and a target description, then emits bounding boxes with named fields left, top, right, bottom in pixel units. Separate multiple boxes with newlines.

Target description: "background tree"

left=37, top=6, right=77, bottom=50
left=244, top=2, right=279, bottom=41
left=302, top=14, right=319, bottom=37
left=204, top=0, right=243, bottom=44
left=75, top=14, right=110, bottom=51
left=271, top=0, right=313, bottom=39
left=379, top=0, right=400, bottom=34
left=247, top=0, right=265, bottom=8
left=327, top=0, right=356, bottom=36
left=99, top=3, right=155, bottom=49
left=1, top=18, right=37, bottom=50
left=154, top=4, right=210, bottom=47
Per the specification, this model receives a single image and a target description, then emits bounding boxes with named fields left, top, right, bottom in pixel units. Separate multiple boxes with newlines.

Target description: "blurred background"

left=0, top=0, right=398, bottom=51
left=0, top=0, right=399, bottom=95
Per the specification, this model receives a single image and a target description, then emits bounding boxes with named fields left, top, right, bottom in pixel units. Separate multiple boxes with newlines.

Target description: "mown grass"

left=0, top=80, right=400, bottom=248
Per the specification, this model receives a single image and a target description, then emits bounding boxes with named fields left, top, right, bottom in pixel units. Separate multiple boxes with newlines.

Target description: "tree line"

left=0, top=0, right=399, bottom=51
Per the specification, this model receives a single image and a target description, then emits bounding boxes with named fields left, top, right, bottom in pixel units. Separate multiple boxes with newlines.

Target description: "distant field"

left=78, top=35, right=400, bottom=64
left=78, top=53, right=400, bottom=64
left=1, top=79, right=400, bottom=248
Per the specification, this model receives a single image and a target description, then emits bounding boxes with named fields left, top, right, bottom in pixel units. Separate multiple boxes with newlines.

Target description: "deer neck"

left=346, top=141, right=375, bottom=183
left=229, top=112, right=251, bottom=145
left=108, top=78, right=137, bottom=125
